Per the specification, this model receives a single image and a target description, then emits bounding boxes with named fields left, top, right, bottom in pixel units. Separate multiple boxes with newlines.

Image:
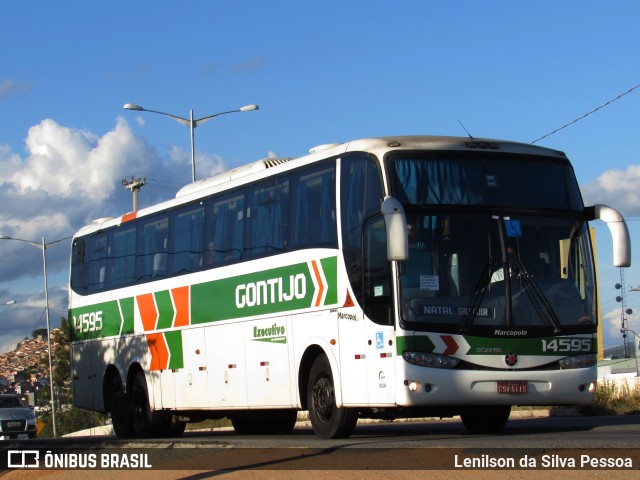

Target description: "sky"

left=1, top=1, right=639, bottom=354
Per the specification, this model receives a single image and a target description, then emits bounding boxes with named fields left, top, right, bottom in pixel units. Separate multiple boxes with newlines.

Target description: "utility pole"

left=122, top=177, right=146, bottom=212
left=615, top=268, right=633, bottom=358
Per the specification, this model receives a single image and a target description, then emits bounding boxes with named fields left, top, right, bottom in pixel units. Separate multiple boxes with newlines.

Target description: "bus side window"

left=245, top=176, right=288, bottom=257
left=340, top=154, right=384, bottom=309
left=170, top=203, right=204, bottom=274
left=137, top=216, right=168, bottom=281
left=88, top=233, right=107, bottom=292
left=108, top=225, right=137, bottom=287
left=210, top=191, right=245, bottom=265
left=290, top=162, right=337, bottom=249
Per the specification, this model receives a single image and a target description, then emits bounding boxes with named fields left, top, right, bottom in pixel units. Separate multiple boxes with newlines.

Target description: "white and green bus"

left=68, top=135, right=631, bottom=439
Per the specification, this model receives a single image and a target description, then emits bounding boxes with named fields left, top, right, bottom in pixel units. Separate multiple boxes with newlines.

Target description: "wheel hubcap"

left=313, top=375, right=334, bottom=423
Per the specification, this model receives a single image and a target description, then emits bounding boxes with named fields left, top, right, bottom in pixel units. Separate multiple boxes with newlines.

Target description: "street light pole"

left=40, top=236, right=57, bottom=437
left=0, top=234, right=70, bottom=437
left=123, top=103, right=259, bottom=183
left=622, top=328, right=640, bottom=376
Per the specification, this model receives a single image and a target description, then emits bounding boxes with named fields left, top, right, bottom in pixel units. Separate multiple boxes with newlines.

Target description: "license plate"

left=6, top=421, right=21, bottom=428
left=497, top=381, right=528, bottom=394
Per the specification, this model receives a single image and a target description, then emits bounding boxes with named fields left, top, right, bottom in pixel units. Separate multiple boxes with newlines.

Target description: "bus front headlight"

left=402, top=351, right=460, bottom=369
left=559, top=353, right=597, bottom=370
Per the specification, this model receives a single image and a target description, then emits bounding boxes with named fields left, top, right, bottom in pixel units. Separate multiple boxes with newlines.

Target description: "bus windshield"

left=397, top=213, right=596, bottom=332
left=388, top=153, right=595, bottom=334
left=389, top=153, right=583, bottom=211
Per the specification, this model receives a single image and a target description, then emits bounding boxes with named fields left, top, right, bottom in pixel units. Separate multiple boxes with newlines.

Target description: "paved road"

left=1, top=415, right=639, bottom=479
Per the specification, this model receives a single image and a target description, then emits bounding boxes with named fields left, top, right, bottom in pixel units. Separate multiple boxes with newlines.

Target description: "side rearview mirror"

left=585, top=204, right=631, bottom=267
left=382, top=196, right=408, bottom=261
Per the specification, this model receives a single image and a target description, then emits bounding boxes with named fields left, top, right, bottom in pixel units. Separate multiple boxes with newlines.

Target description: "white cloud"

left=581, top=163, right=640, bottom=216
left=167, top=145, right=227, bottom=179
left=0, top=117, right=226, bottom=353
left=6, top=117, right=149, bottom=203
left=601, top=305, right=640, bottom=350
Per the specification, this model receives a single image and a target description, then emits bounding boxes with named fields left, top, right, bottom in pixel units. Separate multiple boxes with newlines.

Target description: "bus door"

left=362, top=217, right=396, bottom=405
left=337, top=305, right=369, bottom=405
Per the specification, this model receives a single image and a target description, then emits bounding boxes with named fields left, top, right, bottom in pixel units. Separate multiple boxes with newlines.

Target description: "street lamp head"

left=123, top=103, right=144, bottom=111
left=3, top=300, right=16, bottom=306
left=240, top=104, right=259, bottom=112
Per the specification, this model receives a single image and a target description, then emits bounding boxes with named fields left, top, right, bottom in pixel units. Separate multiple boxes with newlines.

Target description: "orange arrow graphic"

left=311, top=260, right=325, bottom=307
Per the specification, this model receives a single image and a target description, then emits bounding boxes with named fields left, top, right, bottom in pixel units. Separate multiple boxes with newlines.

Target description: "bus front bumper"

left=396, top=363, right=596, bottom=407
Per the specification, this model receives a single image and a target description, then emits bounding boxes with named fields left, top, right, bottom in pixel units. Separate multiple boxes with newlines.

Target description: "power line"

left=531, top=83, right=640, bottom=144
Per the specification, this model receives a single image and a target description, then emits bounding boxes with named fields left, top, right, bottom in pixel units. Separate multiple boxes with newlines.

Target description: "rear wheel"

left=109, top=375, right=134, bottom=439
left=307, top=354, right=358, bottom=439
left=129, top=370, right=154, bottom=438
left=460, top=405, right=511, bottom=434
left=155, top=412, right=187, bottom=438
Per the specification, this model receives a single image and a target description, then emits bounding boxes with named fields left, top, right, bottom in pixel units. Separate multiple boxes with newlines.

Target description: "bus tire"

left=156, top=413, right=186, bottom=438
left=460, top=405, right=511, bottom=434
left=307, top=354, right=358, bottom=439
left=109, top=375, right=135, bottom=439
left=130, top=370, right=154, bottom=438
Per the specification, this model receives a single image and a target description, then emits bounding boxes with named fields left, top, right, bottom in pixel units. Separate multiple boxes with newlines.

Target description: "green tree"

left=31, top=328, right=47, bottom=340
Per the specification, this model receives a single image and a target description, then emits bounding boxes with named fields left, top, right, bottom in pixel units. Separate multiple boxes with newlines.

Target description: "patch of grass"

left=185, top=417, right=232, bottom=431
left=579, top=380, right=640, bottom=416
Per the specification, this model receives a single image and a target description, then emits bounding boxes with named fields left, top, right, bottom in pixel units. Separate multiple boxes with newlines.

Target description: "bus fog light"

left=424, top=383, right=432, bottom=393
left=580, top=382, right=596, bottom=393
left=404, top=380, right=421, bottom=392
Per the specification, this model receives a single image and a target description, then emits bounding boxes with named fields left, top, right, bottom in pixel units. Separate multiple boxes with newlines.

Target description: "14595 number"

left=73, top=311, right=103, bottom=334
left=541, top=337, right=591, bottom=353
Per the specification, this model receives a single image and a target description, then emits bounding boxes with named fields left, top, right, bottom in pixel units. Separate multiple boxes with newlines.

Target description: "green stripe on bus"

left=69, top=300, right=123, bottom=341
left=320, top=257, right=338, bottom=305
left=465, top=335, right=595, bottom=356
left=396, top=335, right=436, bottom=355
left=155, top=290, right=174, bottom=330
left=190, top=258, right=338, bottom=324
left=119, top=297, right=135, bottom=335
left=165, top=330, right=184, bottom=369
left=70, top=256, right=339, bottom=339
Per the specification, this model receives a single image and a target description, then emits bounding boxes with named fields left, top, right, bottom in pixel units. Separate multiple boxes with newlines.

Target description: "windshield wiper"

left=514, top=260, right=562, bottom=334
left=460, top=257, right=496, bottom=332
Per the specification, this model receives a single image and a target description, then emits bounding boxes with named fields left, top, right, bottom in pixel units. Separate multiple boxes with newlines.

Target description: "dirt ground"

left=2, top=469, right=640, bottom=480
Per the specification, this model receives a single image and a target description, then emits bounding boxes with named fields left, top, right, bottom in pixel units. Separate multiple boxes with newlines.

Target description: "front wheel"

left=460, top=405, right=511, bottom=434
left=307, top=354, right=358, bottom=439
